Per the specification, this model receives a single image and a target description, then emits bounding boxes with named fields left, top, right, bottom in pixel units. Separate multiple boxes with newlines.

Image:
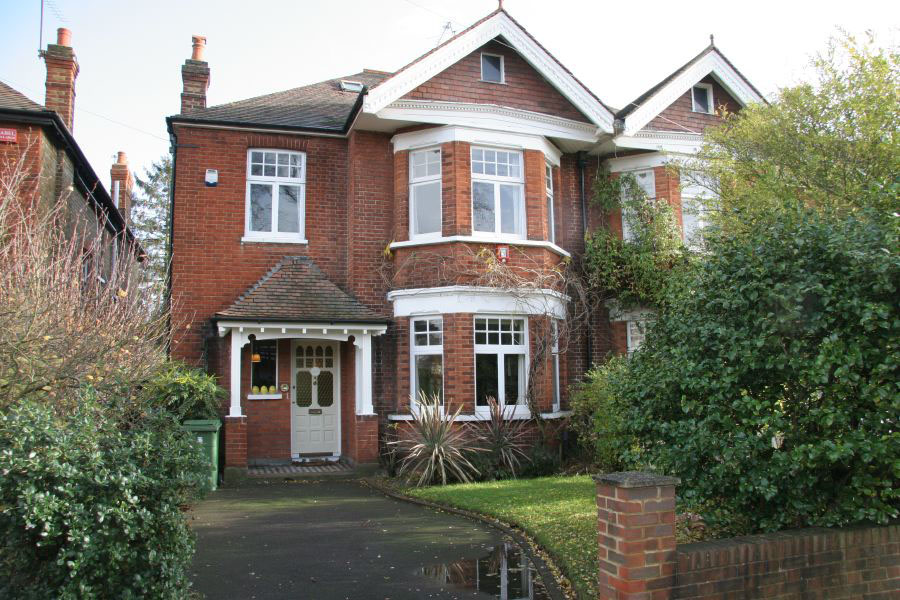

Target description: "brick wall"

left=402, top=40, right=590, bottom=123
left=595, top=472, right=900, bottom=599
left=169, top=126, right=352, bottom=364
left=644, top=76, right=740, bottom=134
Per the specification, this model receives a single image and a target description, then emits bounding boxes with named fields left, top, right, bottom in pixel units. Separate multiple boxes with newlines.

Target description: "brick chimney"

left=110, top=151, right=134, bottom=227
left=43, top=27, right=79, bottom=131
left=181, top=35, right=210, bottom=114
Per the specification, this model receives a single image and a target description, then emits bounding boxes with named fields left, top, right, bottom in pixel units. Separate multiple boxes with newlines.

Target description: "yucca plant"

left=392, top=392, right=482, bottom=487
left=478, top=397, right=532, bottom=479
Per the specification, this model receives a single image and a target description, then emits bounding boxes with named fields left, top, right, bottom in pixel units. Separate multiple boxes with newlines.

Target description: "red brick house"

left=165, top=8, right=763, bottom=473
left=0, top=28, right=143, bottom=275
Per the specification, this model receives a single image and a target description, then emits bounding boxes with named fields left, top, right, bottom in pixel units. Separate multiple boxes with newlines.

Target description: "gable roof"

left=616, top=42, right=765, bottom=136
left=168, top=71, right=390, bottom=132
left=0, top=80, right=144, bottom=258
left=363, top=9, right=616, bottom=132
left=0, top=81, right=45, bottom=111
left=215, top=256, right=387, bottom=324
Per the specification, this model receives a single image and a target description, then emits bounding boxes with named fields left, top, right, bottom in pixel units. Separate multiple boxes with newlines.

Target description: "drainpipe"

left=577, top=150, right=593, bottom=368
left=164, top=127, right=177, bottom=357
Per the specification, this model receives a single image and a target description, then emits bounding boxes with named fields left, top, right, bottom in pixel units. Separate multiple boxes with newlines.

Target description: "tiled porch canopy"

left=214, top=256, right=388, bottom=418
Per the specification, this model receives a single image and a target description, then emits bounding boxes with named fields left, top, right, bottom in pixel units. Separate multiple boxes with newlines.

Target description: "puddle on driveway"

left=420, top=542, right=551, bottom=599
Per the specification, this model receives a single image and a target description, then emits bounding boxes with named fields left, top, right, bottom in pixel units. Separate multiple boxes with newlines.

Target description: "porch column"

left=229, top=330, right=245, bottom=417
left=354, top=334, right=375, bottom=415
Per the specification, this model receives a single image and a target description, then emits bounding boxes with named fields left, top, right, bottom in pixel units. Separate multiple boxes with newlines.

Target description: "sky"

left=0, top=0, right=896, bottom=188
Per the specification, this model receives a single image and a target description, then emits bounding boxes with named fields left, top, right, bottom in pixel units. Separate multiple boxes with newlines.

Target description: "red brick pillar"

left=595, top=471, right=680, bottom=600
left=223, top=416, right=248, bottom=479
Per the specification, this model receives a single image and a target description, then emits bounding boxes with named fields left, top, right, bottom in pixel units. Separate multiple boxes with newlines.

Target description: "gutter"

left=0, top=107, right=146, bottom=259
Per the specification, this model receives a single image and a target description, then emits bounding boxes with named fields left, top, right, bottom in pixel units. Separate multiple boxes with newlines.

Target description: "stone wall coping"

left=593, top=471, right=681, bottom=488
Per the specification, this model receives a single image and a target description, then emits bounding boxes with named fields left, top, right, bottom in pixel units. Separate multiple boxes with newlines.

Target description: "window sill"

left=247, top=393, right=282, bottom=400
left=241, top=236, right=308, bottom=245
left=480, top=79, right=507, bottom=85
left=390, top=236, right=571, bottom=258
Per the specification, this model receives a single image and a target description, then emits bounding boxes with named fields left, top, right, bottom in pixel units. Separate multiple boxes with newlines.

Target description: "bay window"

left=411, top=317, right=443, bottom=405
left=475, top=316, right=527, bottom=412
left=551, top=320, right=560, bottom=412
left=471, top=147, right=525, bottom=237
left=245, top=149, right=306, bottom=242
left=409, top=148, right=442, bottom=239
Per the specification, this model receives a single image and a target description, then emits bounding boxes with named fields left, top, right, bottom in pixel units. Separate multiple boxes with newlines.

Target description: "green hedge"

left=0, top=392, right=206, bottom=599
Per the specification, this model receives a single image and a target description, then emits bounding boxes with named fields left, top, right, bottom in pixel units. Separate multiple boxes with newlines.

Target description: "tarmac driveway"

left=190, top=479, right=546, bottom=599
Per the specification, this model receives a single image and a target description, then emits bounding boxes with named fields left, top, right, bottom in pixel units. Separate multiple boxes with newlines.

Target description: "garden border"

left=362, top=478, right=573, bottom=600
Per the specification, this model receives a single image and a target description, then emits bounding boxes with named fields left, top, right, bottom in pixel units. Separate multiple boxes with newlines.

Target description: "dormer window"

left=481, top=53, right=504, bottom=83
left=691, top=83, right=714, bottom=114
left=339, top=80, right=364, bottom=92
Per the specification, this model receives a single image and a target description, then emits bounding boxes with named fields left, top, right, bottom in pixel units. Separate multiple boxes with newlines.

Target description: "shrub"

left=0, top=391, right=206, bottom=599
left=474, top=397, right=531, bottom=480
left=392, top=394, right=483, bottom=487
left=520, top=444, right=561, bottom=478
left=616, top=207, right=899, bottom=533
left=569, top=356, right=633, bottom=472
left=141, top=361, right=225, bottom=421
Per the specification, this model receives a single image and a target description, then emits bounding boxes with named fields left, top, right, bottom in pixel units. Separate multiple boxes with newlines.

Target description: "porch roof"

left=214, top=256, right=387, bottom=325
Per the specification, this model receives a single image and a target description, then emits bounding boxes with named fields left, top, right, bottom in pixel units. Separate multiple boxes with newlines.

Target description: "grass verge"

left=406, top=475, right=599, bottom=599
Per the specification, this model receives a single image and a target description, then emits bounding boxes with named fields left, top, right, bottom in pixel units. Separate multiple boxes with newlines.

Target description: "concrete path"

left=190, top=479, right=546, bottom=599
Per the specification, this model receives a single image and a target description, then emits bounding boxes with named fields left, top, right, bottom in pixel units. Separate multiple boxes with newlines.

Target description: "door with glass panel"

left=291, top=342, right=339, bottom=457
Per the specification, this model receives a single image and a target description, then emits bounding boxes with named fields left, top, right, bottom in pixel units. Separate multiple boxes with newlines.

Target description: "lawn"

left=406, top=475, right=599, bottom=599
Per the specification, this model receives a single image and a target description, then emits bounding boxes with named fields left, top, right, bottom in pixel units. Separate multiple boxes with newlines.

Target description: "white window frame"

left=546, top=162, right=555, bottom=244
left=249, top=339, right=280, bottom=399
left=409, top=147, right=442, bottom=240
left=471, top=146, right=526, bottom=239
left=474, top=315, right=529, bottom=416
left=480, top=52, right=505, bottom=84
left=691, top=83, right=714, bottom=114
left=244, top=149, right=307, bottom=244
left=551, top=320, right=561, bottom=412
left=626, top=319, right=649, bottom=356
left=410, top=316, right=444, bottom=410
left=679, top=171, right=711, bottom=249
left=621, top=168, right=656, bottom=242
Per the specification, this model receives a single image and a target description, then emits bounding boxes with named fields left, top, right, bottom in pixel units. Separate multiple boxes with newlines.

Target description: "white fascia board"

left=363, top=12, right=614, bottom=132
left=623, top=51, right=765, bottom=136
left=606, top=152, right=672, bottom=173
left=387, top=285, right=568, bottom=319
left=216, top=321, right=388, bottom=337
left=393, top=124, right=564, bottom=165
left=611, top=131, right=705, bottom=155
left=384, top=103, right=597, bottom=151
left=389, top=235, right=571, bottom=257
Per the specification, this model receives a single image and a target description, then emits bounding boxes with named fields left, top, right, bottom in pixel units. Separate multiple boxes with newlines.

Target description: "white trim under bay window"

left=409, top=147, right=442, bottom=239
left=244, top=149, right=307, bottom=243
left=411, top=316, right=444, bottom=408
left=471, top=147, right=525, bottom=238
left=474, top=316, right=529, bottom=416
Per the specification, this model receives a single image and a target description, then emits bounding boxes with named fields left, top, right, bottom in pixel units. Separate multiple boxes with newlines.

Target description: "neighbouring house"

left=0, top=27, right=143, bottom=279
left=165, top=8, right=764, bottom=473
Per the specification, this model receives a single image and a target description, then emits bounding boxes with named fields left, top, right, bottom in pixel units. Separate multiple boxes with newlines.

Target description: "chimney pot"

left=116, top=151, right=128, bottom=165
left=191, top=35, right=207, bottom=61
left=56, top=28, right=72, bottom=47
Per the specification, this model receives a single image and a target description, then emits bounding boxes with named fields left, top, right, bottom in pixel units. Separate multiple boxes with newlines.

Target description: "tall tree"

left=131, top=156, right=171, bottom=309
left=692, top=33, right=899, bottom=234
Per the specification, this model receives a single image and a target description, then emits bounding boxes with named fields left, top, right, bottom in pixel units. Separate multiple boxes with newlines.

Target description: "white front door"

left=291, top=342, right=340, bottom=457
